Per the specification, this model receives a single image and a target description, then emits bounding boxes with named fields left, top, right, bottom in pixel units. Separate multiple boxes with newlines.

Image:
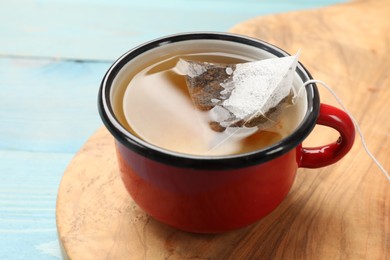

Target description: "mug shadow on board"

left=144, top=170, right=330, bottom=259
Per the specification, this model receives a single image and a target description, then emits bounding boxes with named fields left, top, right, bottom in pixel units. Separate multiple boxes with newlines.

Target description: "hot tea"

left=113, top=53, right=305, bottom=156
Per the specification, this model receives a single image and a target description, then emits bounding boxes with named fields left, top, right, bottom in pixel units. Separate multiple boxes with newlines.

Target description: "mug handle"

left=299, top=104, right=355, bottom=168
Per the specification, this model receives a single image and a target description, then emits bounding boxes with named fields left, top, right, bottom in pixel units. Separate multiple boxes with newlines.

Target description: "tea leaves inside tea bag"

left=174, top=59, right=236, bottom=112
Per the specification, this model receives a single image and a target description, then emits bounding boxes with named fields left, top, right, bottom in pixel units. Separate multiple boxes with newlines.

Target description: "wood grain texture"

left=57, top=0, right=389, bottom=259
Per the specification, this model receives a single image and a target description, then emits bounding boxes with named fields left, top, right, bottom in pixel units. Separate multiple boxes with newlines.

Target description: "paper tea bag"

left=175, top=53, right=300, bottom=132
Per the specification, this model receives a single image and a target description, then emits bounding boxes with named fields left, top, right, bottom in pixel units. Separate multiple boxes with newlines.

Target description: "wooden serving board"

left=56, top=0, right=389, bottom=259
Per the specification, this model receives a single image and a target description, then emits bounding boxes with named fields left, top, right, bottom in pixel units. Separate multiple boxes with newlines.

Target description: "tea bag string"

left=301, top=79, right=390, bottom=181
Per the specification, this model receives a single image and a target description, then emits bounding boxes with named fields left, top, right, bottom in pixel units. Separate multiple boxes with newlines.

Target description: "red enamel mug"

left=98, top=32, right=355, bottom=233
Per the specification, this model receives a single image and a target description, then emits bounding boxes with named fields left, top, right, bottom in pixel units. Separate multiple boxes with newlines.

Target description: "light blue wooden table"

left=0, top=1, right=345, bottom=259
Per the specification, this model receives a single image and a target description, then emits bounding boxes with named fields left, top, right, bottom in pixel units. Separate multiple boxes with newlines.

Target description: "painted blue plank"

left=0, top=0, right=346, bottom=61
left=0, top=234, right=61, bottom=259
left=0, top=58, right=111, bottom=153
left=0, top=57, right=107, bottom=258
left=0, top=150, right=71, bottom=259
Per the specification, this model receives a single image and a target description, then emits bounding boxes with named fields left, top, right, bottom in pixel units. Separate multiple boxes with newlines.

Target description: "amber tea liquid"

left=113, top=53, right=304, bottom=156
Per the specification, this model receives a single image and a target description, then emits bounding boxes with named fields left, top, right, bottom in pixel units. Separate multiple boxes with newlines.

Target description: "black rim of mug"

left=98, top=32, right=320, bottom=170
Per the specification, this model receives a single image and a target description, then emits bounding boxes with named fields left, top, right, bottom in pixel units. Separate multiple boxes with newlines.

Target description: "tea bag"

left=175, top=52, right=300, bottom=134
